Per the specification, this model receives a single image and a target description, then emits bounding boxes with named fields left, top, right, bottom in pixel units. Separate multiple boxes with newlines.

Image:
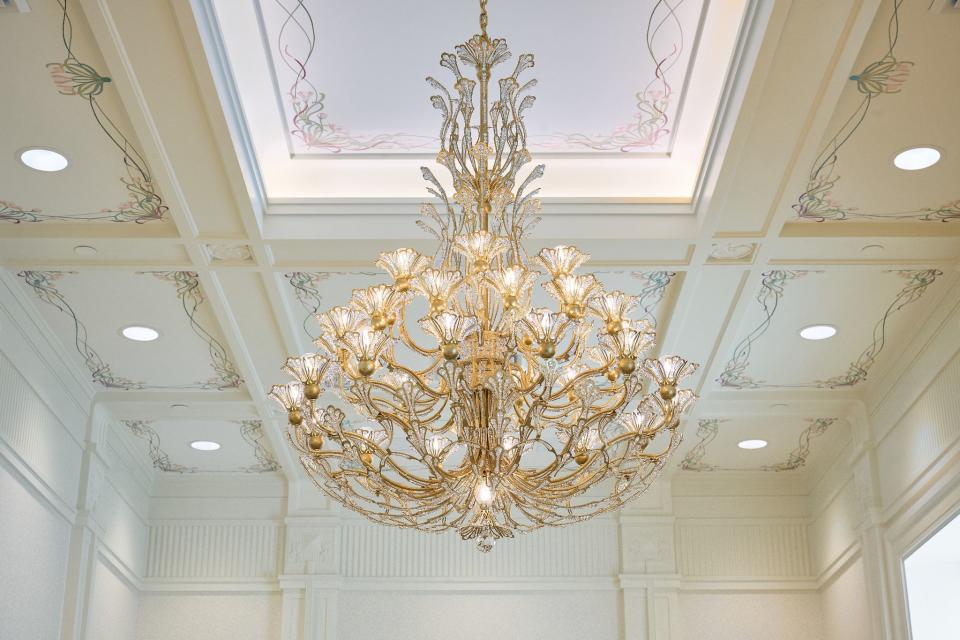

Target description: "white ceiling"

left=0, top=0, right=958, bottom=490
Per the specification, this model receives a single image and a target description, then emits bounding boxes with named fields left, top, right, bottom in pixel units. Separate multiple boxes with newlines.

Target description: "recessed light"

left=799, top=324, right=837, bottom=341
left=190, top=440, right=220, bottom=451
left=19, top=148, right=69, bottom=172
left=771, top=403, right=789, bottom=410
left=893, top=147, right=941, bottom=171
left=73, top=245, right=98, bottom=257
left=121, top=325, right=160, bottom=342
left=738, top=439, right=768, bottom=450
left=170, top=403, right=189, bottom=413
left=860, top=244, right=884, bottom=255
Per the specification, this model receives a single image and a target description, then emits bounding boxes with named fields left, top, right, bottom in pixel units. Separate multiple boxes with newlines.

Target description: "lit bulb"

left=475, top=480, right=494, bottom=506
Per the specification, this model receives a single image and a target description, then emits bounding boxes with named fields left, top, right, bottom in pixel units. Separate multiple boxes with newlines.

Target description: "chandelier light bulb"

left=475, top=480, right=494, bottom=506
left=270, top=0, right=698, bottom=551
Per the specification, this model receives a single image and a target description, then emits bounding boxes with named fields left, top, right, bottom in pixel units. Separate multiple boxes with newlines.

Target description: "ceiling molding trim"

left=186, top=0, right=268, bottom=225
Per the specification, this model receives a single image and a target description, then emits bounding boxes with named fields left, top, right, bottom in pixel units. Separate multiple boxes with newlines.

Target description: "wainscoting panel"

left=339, top=518, right=619, bottom=578
left=145, top=522, right=282, bottom=579
left=677, top=521, right=811, bottom=578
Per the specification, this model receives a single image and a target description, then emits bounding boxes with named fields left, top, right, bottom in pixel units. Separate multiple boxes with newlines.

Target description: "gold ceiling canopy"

left=271, top=0, right=697, bottom=552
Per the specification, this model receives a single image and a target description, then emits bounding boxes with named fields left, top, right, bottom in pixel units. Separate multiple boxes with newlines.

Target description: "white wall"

left=819, top=558, right=870, bottom=640
left=0, top=274, right=149, bottom=640
left=87, top=559, right=141, bottom=640
left=679, top=593, right=823, bottom=640
left=136, top=594, right=281, bottom=640
left=0, top=460, right=73, bottom=639
left=338, top=591, right=621, bottom=640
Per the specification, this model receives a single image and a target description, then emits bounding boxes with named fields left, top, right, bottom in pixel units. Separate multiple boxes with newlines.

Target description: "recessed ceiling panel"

left=17, top=270, right=242, bottom=391
left=122, top=418, right=279, bottom=474
left=715, top=268, right=945, bottom=390
left=792, top=0, right=960, bottom=224
left=0, top=0, right=169, bottom=224
left=207, top=0, right=752, bottom=199
left=677, top=415, right=846, bottom=473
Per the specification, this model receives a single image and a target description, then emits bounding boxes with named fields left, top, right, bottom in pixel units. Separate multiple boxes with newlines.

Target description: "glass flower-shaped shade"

left=453, top=230, right=510, bottom=271
left=350, top=285, right=407, bottom=330
left=603, top=325, right=655, bottom=359
left=643, top=355, right=699, bottom=386
left=544, top=274, right=602, bottom=319
left=377, top=248, right=430, bottom=290
left=419, top=311, right=480, bottom=345
left=619, top=397, right=663, bottom=434
left=590, top=290, right=641, bottom=333
left=269, top=381, right=305, bottom=411
left=517, top=307, right=566, bottom=344
left=413, top=269, right=464, bottom=314
left=317, top=306, right=366, bottom=340
left=487, top=266, right=538, bottom=311
left=342, top=329, right=391, bottom=373
left=283, top=353, right=330, bottom=385
left=534, top=245, right=591, bottom=277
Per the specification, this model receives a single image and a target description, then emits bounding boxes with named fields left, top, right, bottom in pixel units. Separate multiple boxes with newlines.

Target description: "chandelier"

left=270, top=0, right=698, bottom=552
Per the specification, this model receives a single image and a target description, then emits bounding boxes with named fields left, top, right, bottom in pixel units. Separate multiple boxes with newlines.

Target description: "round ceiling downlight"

left=799, top=324, right=837, bottom=341
left=893, top=147, right=941, bottom=171
left=19, top=148, right=69, bottom=172
left=121, top=325, right=160, bottom=342
left=738, top=439, right=768, bottom=450
left=190, top=440, right=221, bottom=451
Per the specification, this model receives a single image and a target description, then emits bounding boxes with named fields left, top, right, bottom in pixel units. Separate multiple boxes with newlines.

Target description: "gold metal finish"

left=270, top=0, right=698, bottom=553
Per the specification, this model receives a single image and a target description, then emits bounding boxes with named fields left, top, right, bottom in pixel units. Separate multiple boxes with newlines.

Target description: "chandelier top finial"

left=480, top=0, right=488, bottom=38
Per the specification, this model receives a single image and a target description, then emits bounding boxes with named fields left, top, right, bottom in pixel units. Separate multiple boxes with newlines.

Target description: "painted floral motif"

left=717, top=270, right=815, bottom=389
left=539, top=0, right=682, bottom=152
left=762, top=418, right=837, bottom=472
left=124, top=419, right=280, bottom=474
left=285, top=271, right=381, bottom=338
left=631, top=271, right=677, bottom=330
left=679, top=419, right=723, bottom=472
left=239, top=420, right=281, bottom=473
left=275, top=0, right=432, bottom=153
left=794, top=0, right=957, bottom=223
left=144, top=271, right=243, bottom=389
left=717, top=269, right=942, bottom=389
left=18, top=271, right=145, bottom=389
left=813, top=270, right=942, bottom=388
left=1, top=0, right=167, bottom=224
left=18, top=271, right=242, bottom=390
left=124, top=420, right=197, bottom=473
left=680, top=417, right=837, bottom=472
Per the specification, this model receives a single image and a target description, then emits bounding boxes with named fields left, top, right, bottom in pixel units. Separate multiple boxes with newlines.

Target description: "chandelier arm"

left=397, top=313, right=441, bottom=357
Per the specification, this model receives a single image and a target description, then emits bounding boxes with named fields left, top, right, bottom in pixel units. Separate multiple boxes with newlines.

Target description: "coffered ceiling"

left=1, top=0, right=958, bottom=491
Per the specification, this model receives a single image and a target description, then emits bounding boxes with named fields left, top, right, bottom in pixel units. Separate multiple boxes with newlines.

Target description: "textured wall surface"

left=136, top=594, right=282, bottom=640
left=337, top=591, right=621, bottom=640
left=820, top=558, right=870, bottom=640
left=679, top=593, right=824, bottom=640
left=0, top=461, right=72, bottom=640
left=87, top=558, right=141, bottom=640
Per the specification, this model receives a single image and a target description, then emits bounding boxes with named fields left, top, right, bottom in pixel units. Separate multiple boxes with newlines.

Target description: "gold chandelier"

left=271, top=0, right=698, bottom=552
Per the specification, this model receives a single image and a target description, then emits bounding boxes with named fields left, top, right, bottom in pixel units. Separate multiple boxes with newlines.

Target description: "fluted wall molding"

left=144, top=521, right=282, bottom=580
left=677, top=520, right=811, bottom=578
left=337, top=517, right=619, bottom=579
